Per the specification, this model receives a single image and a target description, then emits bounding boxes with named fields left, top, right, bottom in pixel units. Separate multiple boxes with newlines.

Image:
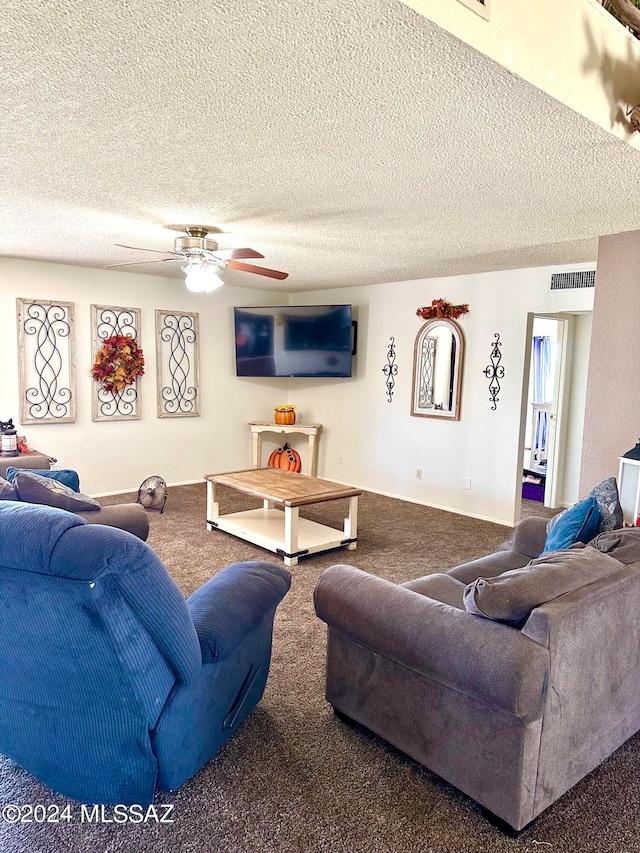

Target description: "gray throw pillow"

left=590, top=476, right=624, bottom=533
left=547, top=476, right=623, bottom=537
left=14, top=471, right=100, bottom=512
left=0, top=476, right=19, bottom=501
left=463, top=546, right=623, bottom=626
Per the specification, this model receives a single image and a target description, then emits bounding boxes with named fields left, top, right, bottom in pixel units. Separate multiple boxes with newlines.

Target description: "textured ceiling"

left=3, top=0, right=640, bottom=292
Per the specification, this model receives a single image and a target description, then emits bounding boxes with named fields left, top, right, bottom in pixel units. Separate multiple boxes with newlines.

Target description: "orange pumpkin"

left=275, top=410, right=296, bottom=425
left=268, top=449, right=279, bottom=467
left=268, top=442, right=301, bottom=472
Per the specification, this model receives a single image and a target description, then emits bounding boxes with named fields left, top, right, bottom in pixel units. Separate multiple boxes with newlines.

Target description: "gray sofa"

left=0, top=453, right=51, bottom=479
left=0, top=460, right=149, bottom=541
left=73, top=502, right=149, bottom=541
left=7, top=491, right=149, bottom=541
left=314, top=517, right=640, bottom=831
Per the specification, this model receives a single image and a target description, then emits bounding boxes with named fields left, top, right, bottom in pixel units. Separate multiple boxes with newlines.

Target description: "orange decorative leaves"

left=416, top=299, right=469, bottom=321
left=91, top=335, right=145, bottom=393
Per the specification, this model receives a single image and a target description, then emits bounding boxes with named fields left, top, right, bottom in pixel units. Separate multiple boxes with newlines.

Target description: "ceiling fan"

left=105, top=226, right=288, bottom=292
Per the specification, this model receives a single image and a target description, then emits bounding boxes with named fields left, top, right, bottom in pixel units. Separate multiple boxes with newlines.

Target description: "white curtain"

left=531, top=336, right=552, bottom=465
left=532, top=336, right=552, bottom=403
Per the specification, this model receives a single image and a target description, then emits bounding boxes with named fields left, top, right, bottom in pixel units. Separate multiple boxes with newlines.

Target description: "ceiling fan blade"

left=212, top=248, right=265, bottom=261
left=227, top=260, right=289, bottom=280
left=104, top=258, right=180, bottom=268
left=115, top=243, right=180, bottom=256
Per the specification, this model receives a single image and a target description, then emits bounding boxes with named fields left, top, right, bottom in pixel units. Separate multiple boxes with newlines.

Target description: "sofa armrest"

left=513, top=516, right=549, bottom=559
left=76, top=503, right=150, bottom=541
left=315, top=565, right=549, bottom=722
left=187, top=561, right=291, bottom=663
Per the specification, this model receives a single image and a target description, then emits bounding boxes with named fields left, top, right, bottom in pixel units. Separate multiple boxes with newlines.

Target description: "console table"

left=249, top=421, right=322, bottom=477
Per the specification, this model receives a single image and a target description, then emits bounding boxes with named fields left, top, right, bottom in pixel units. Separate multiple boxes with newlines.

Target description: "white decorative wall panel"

left=155, top=310, right=200, bottom=418
left=91, top=304, right=142, bottom=421
left=17, top=298, right=76, bottom=424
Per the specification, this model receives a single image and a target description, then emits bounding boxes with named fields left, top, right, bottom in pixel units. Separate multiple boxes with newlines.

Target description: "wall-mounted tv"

left=234, top=304, right=354, bottom=378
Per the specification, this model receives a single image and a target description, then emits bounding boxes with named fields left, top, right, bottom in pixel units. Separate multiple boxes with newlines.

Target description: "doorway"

left=521, top=315, right=571, bottom=511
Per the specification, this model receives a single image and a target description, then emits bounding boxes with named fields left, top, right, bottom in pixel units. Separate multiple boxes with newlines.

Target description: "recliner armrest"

left=187, top=561, right=291, bottom=663
left=315, top=564, right=549, bottom=722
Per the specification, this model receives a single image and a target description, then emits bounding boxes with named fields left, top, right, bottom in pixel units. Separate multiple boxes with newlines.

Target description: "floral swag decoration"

left=91, top=334, right=145, bottom=393
left=416, top=299, right=469, bottom=321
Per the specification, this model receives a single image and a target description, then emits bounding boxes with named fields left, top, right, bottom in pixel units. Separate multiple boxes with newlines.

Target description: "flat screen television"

left=234, top=304, right=354, bottom=378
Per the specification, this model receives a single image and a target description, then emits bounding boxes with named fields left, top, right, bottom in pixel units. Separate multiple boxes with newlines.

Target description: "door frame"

left=518, top=312, right=574, bottom=512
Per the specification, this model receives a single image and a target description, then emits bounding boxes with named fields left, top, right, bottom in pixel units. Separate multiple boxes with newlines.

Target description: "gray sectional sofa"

left=314, top=516, right=640, bottom=832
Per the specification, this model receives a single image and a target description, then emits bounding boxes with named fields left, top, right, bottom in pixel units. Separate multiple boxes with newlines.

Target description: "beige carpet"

left=1, top=484, right=637, bottom=853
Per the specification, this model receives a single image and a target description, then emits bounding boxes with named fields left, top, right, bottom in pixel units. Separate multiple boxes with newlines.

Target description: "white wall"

left=289, top=265, right=594, bottom=526
left=0, top=258, right=284, bottom=495
left=581, top=229, right=640, bottom=495
left=0, top=257, right=594, bottom=524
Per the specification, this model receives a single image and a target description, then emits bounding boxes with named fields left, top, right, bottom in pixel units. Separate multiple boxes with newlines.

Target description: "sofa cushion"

left=402, top=573, right=466, bottom=609
left=14, top=471, right=100, bottom=512
left=590, top=527, right=640, bottom=566
left=541, top=495, right=600, bottom=555
left=5, top=467, right=80, bottom=492
left=463, top=545, right=623, bottom=626
left=0, top=476, right=19, bottom=501
left=547, top=477, right=623, bottom=539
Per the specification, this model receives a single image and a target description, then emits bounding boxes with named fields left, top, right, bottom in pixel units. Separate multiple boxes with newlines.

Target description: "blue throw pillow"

left=541, top=495, right=600, bottom=555
left=546, top=477, right=624, bottom=538
left=5, top=468, right=80, bottom=493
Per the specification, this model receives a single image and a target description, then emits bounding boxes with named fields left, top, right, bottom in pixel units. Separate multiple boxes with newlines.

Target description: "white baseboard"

left=315, top=478, right=514, bottom=528
left=93, top=477, right=514, bottom=528
left=92, top=478, right=203, bottom=498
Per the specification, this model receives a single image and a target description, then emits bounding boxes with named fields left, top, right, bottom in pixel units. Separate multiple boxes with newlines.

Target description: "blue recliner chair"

left=0, top=501, right=291, bottom=805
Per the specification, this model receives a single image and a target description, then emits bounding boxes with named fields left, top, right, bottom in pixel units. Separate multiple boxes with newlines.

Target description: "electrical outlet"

left=338, top=453, right=344, bottom=464
left=416, top=468, right=423, bottom=480
left=463, top=478, right=472, bottom=490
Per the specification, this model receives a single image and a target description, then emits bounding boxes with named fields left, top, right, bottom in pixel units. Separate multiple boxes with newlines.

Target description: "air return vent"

left=550, top=270, right=595, bottom=291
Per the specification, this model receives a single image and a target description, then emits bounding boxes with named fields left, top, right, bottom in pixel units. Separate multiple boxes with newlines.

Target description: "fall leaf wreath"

left=91, top=334, right=145, bottom=393
left=416, top=299, right=469, bottom=321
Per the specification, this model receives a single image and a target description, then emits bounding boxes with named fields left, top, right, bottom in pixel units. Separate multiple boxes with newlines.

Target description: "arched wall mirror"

left=411, top=318, right=464, bottom=420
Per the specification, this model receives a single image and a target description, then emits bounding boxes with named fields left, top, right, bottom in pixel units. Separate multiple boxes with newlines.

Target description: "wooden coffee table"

left=205, top=468, right=362, bottom=566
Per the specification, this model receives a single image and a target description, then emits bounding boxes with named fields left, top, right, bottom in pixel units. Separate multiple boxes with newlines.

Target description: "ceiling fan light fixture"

left=107, top=225, right=287, bottom=281
left=182, top=257, right=224, bottom=293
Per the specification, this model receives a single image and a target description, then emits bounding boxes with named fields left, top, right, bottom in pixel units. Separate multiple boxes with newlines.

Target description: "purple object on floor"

left=522, top=483, right=545, bottom=502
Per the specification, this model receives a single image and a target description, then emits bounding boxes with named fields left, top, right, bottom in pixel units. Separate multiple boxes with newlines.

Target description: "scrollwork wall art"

left=483, top=332, right=504, bottom=410
left=382, top=336, right=398, bottom=402
left=156, top=310, right=200, bottom=418
left=91, top=305, right=142, bottom=421
left=17, top=299, right=76, bottom=424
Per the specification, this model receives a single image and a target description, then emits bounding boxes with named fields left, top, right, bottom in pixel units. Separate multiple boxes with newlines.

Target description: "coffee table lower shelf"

left=207, top=508, right=357, bottom=566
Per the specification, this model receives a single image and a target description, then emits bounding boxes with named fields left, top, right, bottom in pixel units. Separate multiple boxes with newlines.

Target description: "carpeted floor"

left=1, top=485, right=637, bottom=852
